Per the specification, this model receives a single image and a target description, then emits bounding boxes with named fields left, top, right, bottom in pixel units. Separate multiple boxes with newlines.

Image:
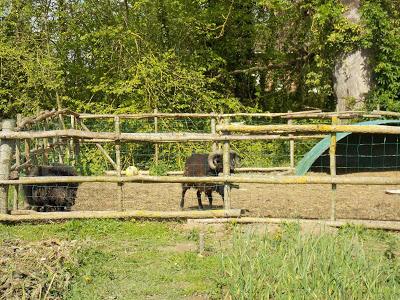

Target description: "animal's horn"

left=208, top=150, right=222, bottom=170
left=230, top=150, right=240, bottom=162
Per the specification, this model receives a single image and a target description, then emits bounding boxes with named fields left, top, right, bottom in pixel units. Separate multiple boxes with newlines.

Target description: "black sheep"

left=180, top=151, right=239, bottom=210
left=23, top=165, right=79, bottom=212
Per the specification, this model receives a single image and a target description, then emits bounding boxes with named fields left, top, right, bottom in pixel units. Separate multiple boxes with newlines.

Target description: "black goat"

left=23, top=165, right=79, bottom=212
left=180, top=151, right=239, bottom=210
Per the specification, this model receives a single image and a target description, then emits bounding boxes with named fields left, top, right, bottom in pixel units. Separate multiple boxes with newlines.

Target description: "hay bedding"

left=0, top=239, right=79, bottom=300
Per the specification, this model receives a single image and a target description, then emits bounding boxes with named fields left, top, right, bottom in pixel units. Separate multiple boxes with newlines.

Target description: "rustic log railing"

left=2, top=174, right=400, bottom=185
left=1, top=108, right=400, bottom=224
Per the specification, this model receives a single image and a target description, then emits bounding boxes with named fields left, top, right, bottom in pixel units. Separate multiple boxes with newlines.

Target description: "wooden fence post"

left=43, top=119, right=49, bottom=164
left=13, top=115, right=22, bottom=210
left=74, top=116, right=80, bottom=170
left=222, top=117, right=231, bottom=210
left=70, top=115, right=75, bottom=166
left=154, top=108, right=159, bottom=166
left=115, top=116, right=124, bottom=211
left=24, top=137, right=31, bottom=173
left=288, top=111, right=295, bottom=171
left=0, top=119, right=16, bottom=214
left=330, top=116, right=338, bottom=221
left=210, top=114, right=217, bottom=152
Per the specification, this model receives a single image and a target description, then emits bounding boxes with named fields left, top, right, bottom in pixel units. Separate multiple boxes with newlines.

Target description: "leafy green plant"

left=220, top=224, right=400, bottom=299
left=148, top=161, right=170, bottom=176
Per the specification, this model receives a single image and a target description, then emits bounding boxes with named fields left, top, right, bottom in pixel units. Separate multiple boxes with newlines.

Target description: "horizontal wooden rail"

left=10, top=109, right=400, bottom=129
left=16, top=109, right=79, bottom=131
left=81, top=135, right=326, bottom=143
left=77, top=109, right=322, bottom=120
left=217, top=124, right=400, bottom=135
left=0, top=209, right=242, bottom=222
left=372, top=110, right=400, bottom=117
left=188, top=218, right=400, bottom=231
left=2, top=175, right=400, bottom=185
left=280, top=112, right=381, bottom=119
left=0, top=129, right=326, bottom=142
left=79, top=113, right=215, bottom=119
left=104, top=167, right=293, bottom=177
left=235, top=167, right=293, bottom=172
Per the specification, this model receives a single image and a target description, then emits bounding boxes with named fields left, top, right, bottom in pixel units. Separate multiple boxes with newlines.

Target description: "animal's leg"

left=197, top=190, right=204, bottom=210
left=180, top=185, right=189, bottom=210
left=206, top=190, right=213, bottom=209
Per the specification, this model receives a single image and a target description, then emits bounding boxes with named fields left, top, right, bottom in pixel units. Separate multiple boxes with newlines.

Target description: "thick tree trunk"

left=334, top=0, right=371, bottom=111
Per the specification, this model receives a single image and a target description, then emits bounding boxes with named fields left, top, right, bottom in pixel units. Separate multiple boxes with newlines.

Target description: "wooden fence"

left=0, top=108, right=399, bottom=222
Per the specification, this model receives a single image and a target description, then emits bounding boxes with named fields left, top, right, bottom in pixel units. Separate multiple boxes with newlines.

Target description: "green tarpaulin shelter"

left=296, top=120, right=400, bottom=175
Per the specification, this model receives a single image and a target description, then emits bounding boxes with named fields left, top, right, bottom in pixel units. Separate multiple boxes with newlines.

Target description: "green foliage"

left=1, top=0, right=398, bottom=116
left=221, top=224, right=400, bottom=299
left=2, top=220, right=400, bottom=299
left=0, top=0, right=383, bottom=118
left=361, top=0, right=400, bottom=110
left=149, top=160, right=170, bottom=176
left=1, top=0, right=400, bottom=173
left=0, top=220, right=220, bottom=299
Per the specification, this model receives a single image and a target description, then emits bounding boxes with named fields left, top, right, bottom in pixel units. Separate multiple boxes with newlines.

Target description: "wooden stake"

left=14, top=115, right=22, bottom=210
left=57, top=137, right=64, bottom=164
left=154, top=108, right=159, bottom=165
left=43, top=119, right=49, bottom=164
left=24, top=138, right=31, bottom=173
left=115, top=116, right=124, bottom=211
left=330, top=116, right=338, bottom=221
left=222, top=118, right=231, bottom=210
left=0, top=119, right=16, bottom=214
left=56, top=99, right=68, bottom=163
left=70, top=115, right=75, bottom=166
left=74, top=117, right=80, bottom=169
left=288, top=111, right=295, bottom=169
left=211, top=115, right=217, bottom=152
left=198, top=231, right=205, bottom=256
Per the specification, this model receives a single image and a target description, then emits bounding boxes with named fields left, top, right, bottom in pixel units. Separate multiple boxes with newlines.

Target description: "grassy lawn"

left=0, top=220, right=221, bottom=299
left=1, top=220, right=400, bottom=299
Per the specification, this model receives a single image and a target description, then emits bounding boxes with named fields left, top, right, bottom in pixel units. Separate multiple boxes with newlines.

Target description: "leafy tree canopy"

left=0, top=0, right=399, bottom=118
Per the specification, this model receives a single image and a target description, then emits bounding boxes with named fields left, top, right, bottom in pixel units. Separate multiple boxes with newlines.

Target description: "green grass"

left=0, top=220, right=220, bottom=299
left=221, top=223, right=400, bottom=299
left=1, top=221, right=400, bottom=299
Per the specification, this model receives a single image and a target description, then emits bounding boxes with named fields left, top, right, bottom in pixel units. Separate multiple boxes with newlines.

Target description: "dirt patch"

left=161, top=242, right=196, bottom=253
left=74, top=171, right=400, bottom=221
left=0, top=239, right=80, bottom=300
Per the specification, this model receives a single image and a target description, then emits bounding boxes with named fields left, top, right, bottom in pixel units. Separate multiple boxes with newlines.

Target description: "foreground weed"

left=220, top=224, right=400, bottom=299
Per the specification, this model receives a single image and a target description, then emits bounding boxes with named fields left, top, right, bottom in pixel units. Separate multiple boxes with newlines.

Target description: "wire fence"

left=311, top=134, right=400, bottom=174
left=3, top=110, right=400, bottom=222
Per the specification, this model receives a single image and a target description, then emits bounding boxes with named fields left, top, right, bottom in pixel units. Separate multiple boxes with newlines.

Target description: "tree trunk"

left=334, top=0, right=371, bottom=111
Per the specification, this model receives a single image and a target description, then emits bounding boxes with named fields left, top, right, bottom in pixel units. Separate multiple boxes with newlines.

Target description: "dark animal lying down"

left=23, top=165, right=79, bottom=212
left=181, top=151, right=239, bottom=210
